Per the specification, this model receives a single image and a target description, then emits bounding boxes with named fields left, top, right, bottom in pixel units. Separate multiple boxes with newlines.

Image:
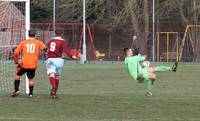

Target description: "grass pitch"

left=0, top=63, right=200, bottom=121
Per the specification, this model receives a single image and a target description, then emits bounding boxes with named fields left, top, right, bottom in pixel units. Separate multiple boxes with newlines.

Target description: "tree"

left=30, top=0, right=200, bottom=61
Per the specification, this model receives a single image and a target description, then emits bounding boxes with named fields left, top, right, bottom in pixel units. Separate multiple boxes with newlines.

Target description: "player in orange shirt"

left=12, top=30, right=46, bottom=98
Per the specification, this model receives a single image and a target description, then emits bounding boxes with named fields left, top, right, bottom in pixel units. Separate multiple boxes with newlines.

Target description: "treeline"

left=31, top=0, right=200, bottom=30
left=30, top=0, right=200, bottom=61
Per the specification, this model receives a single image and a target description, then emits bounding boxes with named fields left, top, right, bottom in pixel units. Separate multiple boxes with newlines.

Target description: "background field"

left=0, top=63, right=200, bottom=121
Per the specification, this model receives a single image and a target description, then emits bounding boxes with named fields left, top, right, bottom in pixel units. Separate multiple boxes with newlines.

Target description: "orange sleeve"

left=39, top=41, right=46, bottom=50
left=14, top=42, right=23, bottom=64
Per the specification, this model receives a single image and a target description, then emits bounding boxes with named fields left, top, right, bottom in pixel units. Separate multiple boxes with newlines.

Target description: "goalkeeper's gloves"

left=133, top=48, right=140, bottom=56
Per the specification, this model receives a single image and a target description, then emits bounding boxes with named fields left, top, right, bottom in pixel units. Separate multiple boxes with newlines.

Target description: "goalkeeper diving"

left=124, top=47, right=178, bottom=96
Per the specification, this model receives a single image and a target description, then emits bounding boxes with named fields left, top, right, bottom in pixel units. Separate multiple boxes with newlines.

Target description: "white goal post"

left=0, top=0, right=30, bottom=94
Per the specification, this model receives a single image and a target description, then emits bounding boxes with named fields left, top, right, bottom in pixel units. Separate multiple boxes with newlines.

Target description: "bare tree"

left=30, top=0, right=200, bottom=61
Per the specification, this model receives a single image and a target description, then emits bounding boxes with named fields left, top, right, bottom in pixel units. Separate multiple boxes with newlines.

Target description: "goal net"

left=0, top=0, right=29, bottom=94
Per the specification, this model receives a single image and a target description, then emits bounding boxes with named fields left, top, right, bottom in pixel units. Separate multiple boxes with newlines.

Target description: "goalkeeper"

left=124, top=47, right=178, bottom=96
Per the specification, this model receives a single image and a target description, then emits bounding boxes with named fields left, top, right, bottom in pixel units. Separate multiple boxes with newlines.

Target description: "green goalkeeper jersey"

left=124, top=55, right=145, bottom=80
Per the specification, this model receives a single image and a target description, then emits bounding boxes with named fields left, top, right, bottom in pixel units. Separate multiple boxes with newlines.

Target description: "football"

left=142, top=61, right=151, bottom=67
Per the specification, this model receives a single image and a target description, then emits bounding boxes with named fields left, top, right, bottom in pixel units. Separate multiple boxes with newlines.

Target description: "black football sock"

left=14, top=80, right=20, bottom=92
left=29, top=86, right=34, bottom=95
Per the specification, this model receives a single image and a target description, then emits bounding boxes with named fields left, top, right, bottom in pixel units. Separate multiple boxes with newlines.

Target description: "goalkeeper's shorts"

left=140, top=67, right=149, bottom=80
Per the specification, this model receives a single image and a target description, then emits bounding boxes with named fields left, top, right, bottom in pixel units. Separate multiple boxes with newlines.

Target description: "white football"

left=142, top=61, right=150, bottom=67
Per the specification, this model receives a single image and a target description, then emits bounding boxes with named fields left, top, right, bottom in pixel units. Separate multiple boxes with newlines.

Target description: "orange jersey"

left=14, top=38, right=46, bottom=69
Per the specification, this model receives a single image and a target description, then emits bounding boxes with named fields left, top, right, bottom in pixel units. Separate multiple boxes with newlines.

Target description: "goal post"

left=0, top=0, right=30, bottom=94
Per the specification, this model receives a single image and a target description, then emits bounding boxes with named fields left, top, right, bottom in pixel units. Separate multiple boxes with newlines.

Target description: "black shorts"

left=16, top=67, right=36, bottom=79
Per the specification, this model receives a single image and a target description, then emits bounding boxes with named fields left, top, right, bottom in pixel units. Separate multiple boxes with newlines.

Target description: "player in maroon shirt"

left=46, top=30, right=78, bottom=98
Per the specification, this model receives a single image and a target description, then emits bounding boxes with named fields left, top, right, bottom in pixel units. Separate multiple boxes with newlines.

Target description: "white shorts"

left=46, top=58, right=64, bottom=76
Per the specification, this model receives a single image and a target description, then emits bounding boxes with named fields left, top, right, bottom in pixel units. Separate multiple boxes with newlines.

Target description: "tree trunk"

left=143, top=0, right=149, bottom=55
left=128, top=0, right=139, bottom=32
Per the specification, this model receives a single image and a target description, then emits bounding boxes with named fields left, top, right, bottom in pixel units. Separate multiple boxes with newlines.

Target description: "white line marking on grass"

left=0, top=117, right=44, bottom=121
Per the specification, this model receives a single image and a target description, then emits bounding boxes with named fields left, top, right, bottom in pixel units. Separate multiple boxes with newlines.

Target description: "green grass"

left=0, top=63, right=200, bottom=121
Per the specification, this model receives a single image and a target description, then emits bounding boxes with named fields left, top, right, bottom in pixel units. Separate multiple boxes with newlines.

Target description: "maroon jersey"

left=47, top=37, right=73, bottom=58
